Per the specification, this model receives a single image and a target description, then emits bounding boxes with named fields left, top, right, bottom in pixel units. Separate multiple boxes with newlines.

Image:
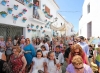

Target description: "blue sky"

left=55, top=0, right=84, bottom=32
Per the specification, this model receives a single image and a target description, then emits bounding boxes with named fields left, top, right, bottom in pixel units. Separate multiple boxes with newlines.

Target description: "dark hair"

left=36, top=38, right=40, bottom=45
left=14, top=36, right=19, bottom=40
left=43, top=39, right=47, bottom=43
left=47, top=51, right=56, bottom=64
left=36, top=50, right=43, bottom=57
left=56, top=45, right=60, bottom=49
left=41, top=45, right=46, bottom=50
left=79, top=36, right=84, bottom=40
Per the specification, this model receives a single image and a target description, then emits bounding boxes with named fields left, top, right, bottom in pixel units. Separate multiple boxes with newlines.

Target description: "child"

left=30, top=50, right=45, bottom=73
left=55, top=45, right=64, bottom=66
left=45, top=51, right=61, bottom=73
left=41, top=45, right=49, bottom=58
left=95, top=47, right=100, bottom=73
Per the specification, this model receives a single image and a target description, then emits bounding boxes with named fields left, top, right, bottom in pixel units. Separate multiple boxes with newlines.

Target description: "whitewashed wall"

left=79, top=0, right=100, bottom=38
left=0, top=0, right=59, bottom=40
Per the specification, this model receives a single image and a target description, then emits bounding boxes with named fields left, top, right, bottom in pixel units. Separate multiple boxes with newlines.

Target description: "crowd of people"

left=0, top=35, right=100, bottom=73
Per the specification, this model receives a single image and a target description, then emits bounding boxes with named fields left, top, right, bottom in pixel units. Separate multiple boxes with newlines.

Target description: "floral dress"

left=10, top=54, right=25, bottom=73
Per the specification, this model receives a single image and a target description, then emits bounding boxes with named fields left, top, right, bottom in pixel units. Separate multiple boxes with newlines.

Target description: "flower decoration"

left=12, top=14, right=19, bottom=21
left=22, top=17, right=27, bottom=23
left=0, top=11, right=7, bottom=18
left=29, top=3, right=33, bottom=8
left=40, top=26, right=43, bottom=30
left=14, top=4, right=18, bottom=10
left=18, top=12, right=23, bottom=17
left=27, top=28, right=32, bottom=32
left=36, top=25, right=39, bottom=29
left=42, top=30, right=45, bottom=33
left=1, top=0, right=9, bottom=6
left=23, top=8, right=27, bottom=14
left=31, top=24, right=34, bottom=28
left=7, top=5, right=13, bottom=14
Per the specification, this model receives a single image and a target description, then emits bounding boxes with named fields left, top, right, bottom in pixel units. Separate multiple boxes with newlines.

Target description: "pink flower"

left=7, top=5, right=9, bottom=6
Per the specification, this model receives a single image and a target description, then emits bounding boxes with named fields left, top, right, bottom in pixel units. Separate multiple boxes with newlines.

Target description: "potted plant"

left=14, top=4, right=18, bottom=10
left=36, top=25, right=39, bottom=29
left=18, top=12, right=23, bottom=17
left=40, top=26, right=43, bottom=30
left=42, top=30, right=45, bottom=33
left=0, top=11, right=7, bottom=18
left=1, top=0, right=9, bottom=6
left=12, top=14, right=18, bottom=21
left=22, top=17, right=27, bottom=23
left=23, top=9, right=27, bottom=14
left=31, top=24, right=34, bottom=28
left=24, top=0, right=29, bottom=4
left=27, top=28, right=31, bottom=32
left=28, top=3, right=33, bottom=8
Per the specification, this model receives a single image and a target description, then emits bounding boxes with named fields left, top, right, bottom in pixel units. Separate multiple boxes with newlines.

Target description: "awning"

left=50, top=24, right=66, bottom=31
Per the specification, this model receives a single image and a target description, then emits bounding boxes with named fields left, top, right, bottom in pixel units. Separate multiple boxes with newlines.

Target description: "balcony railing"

left=16, top=0, right=24, bottom=5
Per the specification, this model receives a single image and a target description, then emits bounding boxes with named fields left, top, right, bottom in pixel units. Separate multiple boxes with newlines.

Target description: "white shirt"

left=42, top=51, right=49, bottom=57
left=32, top=57, right=45, bottom=73
left=45, top=58, right=59, bottom=73
left=0, top=52, right=2, bottom=59
left=55, top=52, right=64, bottom=64
left=44, top=43, right=49, bottom=51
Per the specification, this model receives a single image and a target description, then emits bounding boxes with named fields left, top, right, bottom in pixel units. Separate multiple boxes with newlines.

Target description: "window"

left=61, top=23, right=62, bottom=26
left=16, top=0, right=24, bottom=5
left=87, top=4, right=90, bottom=13
left=87, top=22, right=92, bottom=38
left=45, top=6, right=50, bottom=14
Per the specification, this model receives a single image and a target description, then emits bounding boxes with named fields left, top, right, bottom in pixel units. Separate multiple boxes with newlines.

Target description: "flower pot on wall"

left=14, top=5, right=18, bottom=10
left=28, top=29, right=31, bottom=32
left=13, top=17, right=18, bottom=21
left=24, top=0, right=29, bottom=4
left=1, top=14, right=7, bottom=18
left=8, top=10, right=12, bottom=14
left=23, top=9, right=27, bottom=14
left=22, top=19, right=26, bottom=23
left=1, top=0, right=9, bottom=6
left=18, top=13, right=23, bottom=17
left=0, top=11, right=7, bottom=18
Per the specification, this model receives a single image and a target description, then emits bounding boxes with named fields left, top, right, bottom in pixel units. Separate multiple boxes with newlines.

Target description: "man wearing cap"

left=78, top=36, right=90, bottom=57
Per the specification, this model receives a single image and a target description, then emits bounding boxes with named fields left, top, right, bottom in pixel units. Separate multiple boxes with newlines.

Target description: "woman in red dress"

left=9, top=46, right=27, bottom=73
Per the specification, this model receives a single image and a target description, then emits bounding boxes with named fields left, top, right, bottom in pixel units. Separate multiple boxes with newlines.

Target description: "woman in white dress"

left=30, top=50, right=45, bottom=73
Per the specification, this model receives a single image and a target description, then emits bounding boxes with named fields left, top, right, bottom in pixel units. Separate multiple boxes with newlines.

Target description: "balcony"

left=29, top=4, right=46, bottom=24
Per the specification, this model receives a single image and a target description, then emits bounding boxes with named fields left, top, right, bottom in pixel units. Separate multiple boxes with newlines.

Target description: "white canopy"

left=50, top=24, right=66, bottom=31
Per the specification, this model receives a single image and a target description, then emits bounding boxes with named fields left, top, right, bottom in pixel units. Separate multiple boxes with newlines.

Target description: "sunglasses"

left=75, top=66, right=83, bottom=70
left=69, top=44, right=72, bottom=45
left=74, top=52, right=79, bottom=55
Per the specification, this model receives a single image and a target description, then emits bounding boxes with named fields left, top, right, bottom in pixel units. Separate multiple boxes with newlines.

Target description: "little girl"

left=41, top=45, right=49, bottom=58
left=30, top=50, right=45, bottom=73
left=94, top=47, right=100, bottom=73
left=45, top=51, right=61, bottom=73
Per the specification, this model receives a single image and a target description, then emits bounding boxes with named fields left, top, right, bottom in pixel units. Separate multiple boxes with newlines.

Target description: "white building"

left=51, top=13, right=74, bottom=37
left=79, top=0, right=100, bottom=38
left=0, top=0, right=59, bottom=40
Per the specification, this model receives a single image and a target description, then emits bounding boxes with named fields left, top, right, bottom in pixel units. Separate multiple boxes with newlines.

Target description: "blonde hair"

left=12, top=46, right=21, bottom=53
left=72, top=55, right=83, bottom=65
